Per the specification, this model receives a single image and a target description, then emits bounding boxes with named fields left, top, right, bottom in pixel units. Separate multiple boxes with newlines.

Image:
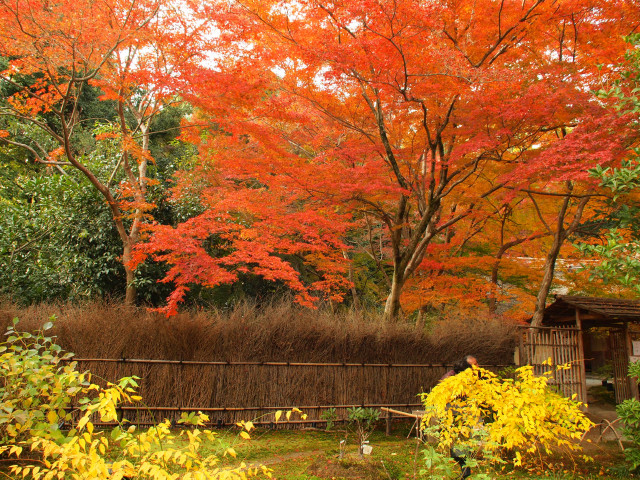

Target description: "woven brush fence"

left=1, top=300, right=518, bottom=427
left=71, top=358, right=511, bottom=428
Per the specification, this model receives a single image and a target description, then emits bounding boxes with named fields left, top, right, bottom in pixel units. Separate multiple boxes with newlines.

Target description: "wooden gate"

left=519, top=326, right=585, bottom=402
left=610, top=329, right=633, bottom=404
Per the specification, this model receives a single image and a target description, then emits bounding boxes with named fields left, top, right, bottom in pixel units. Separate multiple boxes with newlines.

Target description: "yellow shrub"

left=0, top=320, right=275, bottom=480
left=420, top=364, right=594, bottom=466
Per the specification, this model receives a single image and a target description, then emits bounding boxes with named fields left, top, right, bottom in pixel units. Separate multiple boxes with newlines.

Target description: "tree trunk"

left=530, top=192, right=589, bottom=326
left=383, top=275, right=404, bottom=322
left=123, top=241, right=137, bottom=306
left=530, top=244, right=562, bottom=326
left=488, top=259, right=501, bottom=314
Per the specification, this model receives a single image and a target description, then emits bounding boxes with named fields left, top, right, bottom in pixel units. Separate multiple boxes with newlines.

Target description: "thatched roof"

left=538, top=295, right=640, bottom=328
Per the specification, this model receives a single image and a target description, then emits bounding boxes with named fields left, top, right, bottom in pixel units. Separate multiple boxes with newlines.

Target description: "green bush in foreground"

left=617, top=360, right=640, bottom=471
left=0, top=318, right=271, bottom=479
left=0, top=318, right=83, bottom=445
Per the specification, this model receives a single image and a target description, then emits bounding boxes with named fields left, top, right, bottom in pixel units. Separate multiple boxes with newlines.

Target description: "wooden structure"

left=380, top=407, right=425, bottom=438
left=519, top=325, right=585, bottom=401
left=522, top=295, right=640, bottom=404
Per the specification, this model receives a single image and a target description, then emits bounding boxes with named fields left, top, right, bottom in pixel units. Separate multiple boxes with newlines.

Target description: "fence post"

left=177, top=358, right=184, bottom=423
left=385, top=364, right=391, bottom=436
left=385, top=408, right=392, bottom=436
left=575, top=309, right=588, bottom=404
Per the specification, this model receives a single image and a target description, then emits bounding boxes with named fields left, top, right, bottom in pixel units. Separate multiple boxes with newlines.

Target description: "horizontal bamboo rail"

left=116, top=403, right=423, bottom=412
left=70, top=357, right=512, bottom=368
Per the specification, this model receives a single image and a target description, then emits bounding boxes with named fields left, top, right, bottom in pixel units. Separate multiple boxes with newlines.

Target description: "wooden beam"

left=380, top=407, right=422, bottom=418
left=625, top=323, right=640, bottom=400
left=575, top=308, right=588, bottom=404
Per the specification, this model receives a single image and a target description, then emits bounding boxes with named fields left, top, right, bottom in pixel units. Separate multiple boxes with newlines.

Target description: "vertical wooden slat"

left=575, top=309, right=588, bottom=403
left=611, top=330, right=631, bottom=403
left=625, top=324, right=640, bottom=400
left=519, top=325, right=583, bottom=401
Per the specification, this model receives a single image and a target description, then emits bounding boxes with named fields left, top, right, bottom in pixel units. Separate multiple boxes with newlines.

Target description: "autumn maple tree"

left=152, top=0, right=637, bottom=320
left=7, top=0, right=637, bottom=317
left=0, top=0, right=211, bottom=303
left=132, top=94, right=355, bottom=314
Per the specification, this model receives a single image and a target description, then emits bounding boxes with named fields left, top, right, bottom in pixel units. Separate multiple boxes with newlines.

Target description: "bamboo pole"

left=625, top=323, right=639, bottom=400
left=112, top=402, right=425, bottom=412
left=69, top=358, right=512, bottom=368
left=575, top=308, right=588, bottom=404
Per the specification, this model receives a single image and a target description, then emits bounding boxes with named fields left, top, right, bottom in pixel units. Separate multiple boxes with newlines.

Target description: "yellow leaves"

left=274, top=410, right=282, bottom=422
left=46, top=410, right=58, bottom=424
left=2, top=324, right=271, bottom=480
left=236, top=419, right=255, bottom=432
left=76, top=415, right=89, bottom=432
left=9, top=445, right=23, bottom=457
left=422, top=364, right=594, bottom=469
left=514, top=451, right=522, bottom=466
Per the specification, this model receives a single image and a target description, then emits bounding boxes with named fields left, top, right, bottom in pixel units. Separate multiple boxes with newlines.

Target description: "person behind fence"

left=440, top=355, right=478, bottom=381
left=440, top=355, right=478, bottom=480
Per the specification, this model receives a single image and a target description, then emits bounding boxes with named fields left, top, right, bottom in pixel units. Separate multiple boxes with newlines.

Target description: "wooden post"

left=385, top=364, right=391, bottom=436
left=575, top=308, right=588, bottom=404
left=625, top=323, right=640, bottom=400
left=518, top=330, right=525, bottom=366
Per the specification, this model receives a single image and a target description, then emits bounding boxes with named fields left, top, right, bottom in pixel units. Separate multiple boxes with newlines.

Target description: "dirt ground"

left=580, top=383, right=626, bottom=453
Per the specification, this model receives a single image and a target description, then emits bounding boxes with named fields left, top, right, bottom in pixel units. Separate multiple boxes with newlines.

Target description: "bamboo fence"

left=518, top=326, right=583, bottom=400
left=70, top=358, right=512, bottom=428
left=611, top=329, right=633, bottom=403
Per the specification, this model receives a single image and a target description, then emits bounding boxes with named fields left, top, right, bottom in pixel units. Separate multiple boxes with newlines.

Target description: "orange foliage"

left=133, top=0, right=640, bottom=316
left=4, top=0, right=639, bottom=314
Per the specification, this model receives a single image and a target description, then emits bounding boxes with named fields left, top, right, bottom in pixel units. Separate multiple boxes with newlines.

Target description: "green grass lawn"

left=210, top=423, right=633, bottom=480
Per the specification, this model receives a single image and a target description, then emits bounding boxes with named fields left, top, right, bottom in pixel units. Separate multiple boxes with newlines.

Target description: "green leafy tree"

left=0, top=115, right=191, bottom=305
left=575, top=34, right=640, bottom=295
left=0, top=172, right=124, bottom=303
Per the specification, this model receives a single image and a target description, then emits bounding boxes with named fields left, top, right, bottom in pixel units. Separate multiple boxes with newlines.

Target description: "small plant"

left=346, top=407, right=380, bottom=458
left=419, top=445, right=492, bottom=480
left=616, top=360, right=640, bottom=471
left=320, top=407, right=338, bottom=431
